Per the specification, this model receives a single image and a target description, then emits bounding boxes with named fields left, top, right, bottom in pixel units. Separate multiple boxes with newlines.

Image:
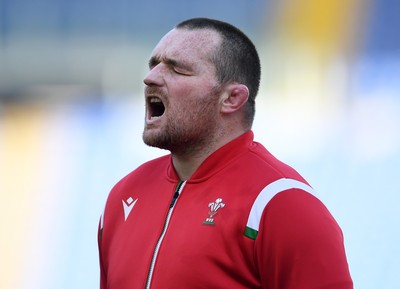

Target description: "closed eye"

left=173, top=68, right=190, bottom=75
left=148, top=56, right=193, bottom=75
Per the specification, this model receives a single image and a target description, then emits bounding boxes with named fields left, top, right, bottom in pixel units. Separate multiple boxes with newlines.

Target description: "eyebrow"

left=148, top=56, right=191, bottom=71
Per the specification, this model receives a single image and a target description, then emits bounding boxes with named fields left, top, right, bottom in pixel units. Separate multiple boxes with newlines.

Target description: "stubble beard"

left=142, top=90, right=221, bottom=156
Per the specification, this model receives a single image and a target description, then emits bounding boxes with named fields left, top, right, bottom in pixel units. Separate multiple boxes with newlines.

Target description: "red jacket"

left=98, top=131, right=353, bottom=289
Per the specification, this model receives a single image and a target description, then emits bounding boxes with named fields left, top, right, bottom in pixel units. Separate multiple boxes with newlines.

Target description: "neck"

left=171, top=128, right=248, bottom=180
left=171, top=153, right=207, bottom=181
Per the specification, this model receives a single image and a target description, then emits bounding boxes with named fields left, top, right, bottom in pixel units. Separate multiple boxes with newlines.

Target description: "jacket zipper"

left=145, top=181, right=186, bottom=289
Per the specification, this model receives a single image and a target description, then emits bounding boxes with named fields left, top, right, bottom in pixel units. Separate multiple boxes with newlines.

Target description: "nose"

left=143, top=64, right=163, bottom=87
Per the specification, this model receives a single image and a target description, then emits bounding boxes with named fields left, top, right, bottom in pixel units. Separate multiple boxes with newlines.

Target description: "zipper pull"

left=169, top=190, right=180, bottom=208
left=169, top=181, right=184, bottom=208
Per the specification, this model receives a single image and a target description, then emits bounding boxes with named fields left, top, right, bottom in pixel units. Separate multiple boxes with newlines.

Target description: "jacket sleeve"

left=98, top=216, right=107, bottom=289
left=255, top=189, right=353, bottom=289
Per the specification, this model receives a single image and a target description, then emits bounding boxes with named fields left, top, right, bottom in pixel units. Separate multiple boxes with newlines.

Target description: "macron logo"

left=122, top=197, right=138, bottom=221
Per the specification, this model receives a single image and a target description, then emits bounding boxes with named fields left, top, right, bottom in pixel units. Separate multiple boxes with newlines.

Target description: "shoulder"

left=244, top=178, right=320, bottom=239
left=248, top=141, right=306, bottom=180
left=255, top=185, right=345, bottom=256
left=254, top=187, right=353, bottom=288
left=264, top=188, right=339, bottom=236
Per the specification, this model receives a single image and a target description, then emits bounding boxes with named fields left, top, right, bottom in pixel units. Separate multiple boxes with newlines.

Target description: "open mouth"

left=148, top=97, right=165, bottom=118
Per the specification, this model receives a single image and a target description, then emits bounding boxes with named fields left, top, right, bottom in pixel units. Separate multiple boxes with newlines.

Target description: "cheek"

left=168, top=79, right=219, bottom=114
left=168, top=86, right=197, bottom=110
left=173, top=81, right=197, bottom=96
left=171, top=76, right=217, bottom=97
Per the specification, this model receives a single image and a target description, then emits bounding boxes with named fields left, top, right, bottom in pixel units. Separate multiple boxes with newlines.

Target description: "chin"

left=143, top=132, right=170, bottom=150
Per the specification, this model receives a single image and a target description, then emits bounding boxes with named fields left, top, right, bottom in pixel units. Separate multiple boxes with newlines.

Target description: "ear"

left=220, top=83, right=249, bottom=114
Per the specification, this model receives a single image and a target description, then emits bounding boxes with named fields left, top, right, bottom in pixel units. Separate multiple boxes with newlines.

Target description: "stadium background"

left=1, top=1, right=399, bottom=288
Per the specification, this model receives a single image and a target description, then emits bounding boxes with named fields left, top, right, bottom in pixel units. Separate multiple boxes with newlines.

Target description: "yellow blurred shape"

left=0, top=105, right=45, bottom=289
left=277, top=0, right=360, bottom=54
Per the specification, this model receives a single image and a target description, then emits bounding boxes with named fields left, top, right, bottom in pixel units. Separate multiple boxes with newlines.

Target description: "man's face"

left=143, top=28, right=222, bottom=154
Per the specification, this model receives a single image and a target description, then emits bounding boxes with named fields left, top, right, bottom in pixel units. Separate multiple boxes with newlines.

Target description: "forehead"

left=151, top=28, right=220, bottom=65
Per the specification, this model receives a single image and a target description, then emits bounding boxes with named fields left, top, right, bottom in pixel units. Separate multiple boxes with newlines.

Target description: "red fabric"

left=98, top=131, right=353, bottom=289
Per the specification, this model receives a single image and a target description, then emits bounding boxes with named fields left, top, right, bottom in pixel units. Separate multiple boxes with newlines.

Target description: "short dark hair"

left=176, top=18, right=261, bottom=128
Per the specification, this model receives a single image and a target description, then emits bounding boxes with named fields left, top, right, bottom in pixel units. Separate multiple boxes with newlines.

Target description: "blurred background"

left=1, top=0, right=399, bottom=288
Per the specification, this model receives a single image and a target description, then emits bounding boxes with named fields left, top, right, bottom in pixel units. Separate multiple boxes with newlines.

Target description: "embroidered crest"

left=203, top=198, right=225, bottom=225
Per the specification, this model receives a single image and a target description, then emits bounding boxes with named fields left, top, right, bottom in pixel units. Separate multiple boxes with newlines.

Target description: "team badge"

left=203, top=198, right=225, bottom=225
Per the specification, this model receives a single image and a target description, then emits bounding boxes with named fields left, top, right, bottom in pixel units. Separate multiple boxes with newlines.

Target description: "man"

left=98, top=18, right=353, bottom=289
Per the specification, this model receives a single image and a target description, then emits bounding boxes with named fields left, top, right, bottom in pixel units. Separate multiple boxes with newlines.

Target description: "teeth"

left=150, top=97, right=162, bottom=103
